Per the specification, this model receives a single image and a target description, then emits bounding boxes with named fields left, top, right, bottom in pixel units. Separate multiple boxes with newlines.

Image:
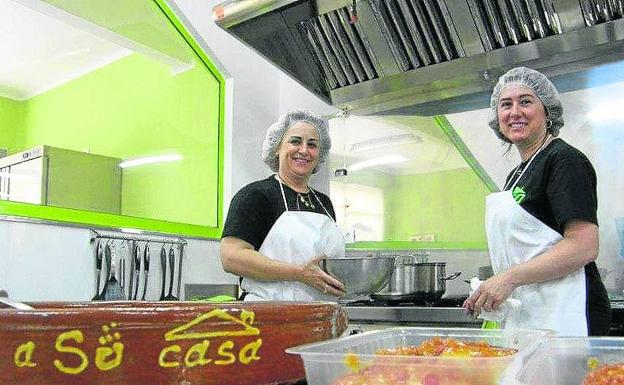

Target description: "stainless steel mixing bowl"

left=320, top=257, right=395, bottom=296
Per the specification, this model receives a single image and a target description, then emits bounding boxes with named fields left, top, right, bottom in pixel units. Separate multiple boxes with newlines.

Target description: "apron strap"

left=503, top=134, right=552, bottom=191
left=276, top=175, right=290, bottom=211
left=310, top=189, right=332, bottom=218
left=275, top=174, right=333, bottom=219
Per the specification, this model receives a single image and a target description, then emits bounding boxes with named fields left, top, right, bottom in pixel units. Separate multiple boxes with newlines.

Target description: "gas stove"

left=609, top=293, right=624, bottom=336
left=342, top=295, right=469, bottom=308
left=342, top=295, right=481, bottom=329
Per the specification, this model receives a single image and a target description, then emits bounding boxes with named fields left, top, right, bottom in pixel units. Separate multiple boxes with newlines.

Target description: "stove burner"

left=342, top=295, right=468, bottom=308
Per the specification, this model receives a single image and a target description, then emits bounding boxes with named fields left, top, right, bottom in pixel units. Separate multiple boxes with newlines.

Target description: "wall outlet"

left=409, top=234, right=435, bottom=242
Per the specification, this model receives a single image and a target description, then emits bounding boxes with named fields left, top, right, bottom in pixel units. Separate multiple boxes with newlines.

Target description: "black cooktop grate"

left=342, top=295, right=468, bottom=308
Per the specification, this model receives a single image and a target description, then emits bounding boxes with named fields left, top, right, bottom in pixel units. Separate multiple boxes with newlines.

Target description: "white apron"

left=242, top=177, right=345, bottom=301
left=485, top=138, right=587, bottom=336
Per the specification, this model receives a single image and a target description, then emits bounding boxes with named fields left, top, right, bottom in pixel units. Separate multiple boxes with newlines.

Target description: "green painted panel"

left=384, top=168, right=490, bottom=244
left=45, top=146, right=122, bottom=213
left=0, top=96, right=26, bottom=153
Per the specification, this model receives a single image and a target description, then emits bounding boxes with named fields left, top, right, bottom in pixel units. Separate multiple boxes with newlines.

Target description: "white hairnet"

left=261, top=110, right=331, bottom=174
left=489, top=67, right=564, bottom=143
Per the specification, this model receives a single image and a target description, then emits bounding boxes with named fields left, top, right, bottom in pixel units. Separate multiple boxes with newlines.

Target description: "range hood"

left=213, top=0, right=624, bottom=115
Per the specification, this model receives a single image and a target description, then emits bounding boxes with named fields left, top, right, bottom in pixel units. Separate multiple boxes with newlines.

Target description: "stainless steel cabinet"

left=0, top=145, right=121, bottom=213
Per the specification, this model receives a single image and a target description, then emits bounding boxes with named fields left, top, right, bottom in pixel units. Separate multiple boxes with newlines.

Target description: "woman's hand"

left=300, top=255, right=346, bottom=297
left=463, top=272, right=518, bottom=315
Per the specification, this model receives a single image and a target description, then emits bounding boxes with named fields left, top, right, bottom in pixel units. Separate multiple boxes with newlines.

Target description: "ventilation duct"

left=214, top=0, right=624, bottom=115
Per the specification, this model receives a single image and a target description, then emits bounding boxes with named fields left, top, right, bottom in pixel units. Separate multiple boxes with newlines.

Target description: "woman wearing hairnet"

left=220, top=110, right=346, bottom=301
left=463, top=67, right=610, bottom=336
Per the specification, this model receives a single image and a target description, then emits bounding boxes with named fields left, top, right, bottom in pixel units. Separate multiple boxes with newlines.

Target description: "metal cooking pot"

left=382, top=257, right=461, bottom=302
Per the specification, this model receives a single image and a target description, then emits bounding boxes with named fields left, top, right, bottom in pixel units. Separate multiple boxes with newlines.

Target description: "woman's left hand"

left=300, top=255, right=346, bottom=297
left=463, top=272, right=517, bottom=315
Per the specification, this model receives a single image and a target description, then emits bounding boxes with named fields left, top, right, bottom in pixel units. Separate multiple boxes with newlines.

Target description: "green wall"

left=337, top=165, right=490, bottom=249
left=0, top=96, right=26, bottom=153
left=6, top=53, right=220, bottom=227
left=385, top=167, right=490, bottom=244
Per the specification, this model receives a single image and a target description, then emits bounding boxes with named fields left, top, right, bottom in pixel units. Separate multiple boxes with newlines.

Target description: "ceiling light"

left=348, top=155, right=408, bottom=171
left=120, top=228, right=143, bottom=234
left=350, top=133, right=422, bottom=152
left=119, top=154, right=183, bottom=169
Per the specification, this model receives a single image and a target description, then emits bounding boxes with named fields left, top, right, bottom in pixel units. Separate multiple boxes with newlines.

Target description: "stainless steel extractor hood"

left=213, top=0, right=624, bottom=115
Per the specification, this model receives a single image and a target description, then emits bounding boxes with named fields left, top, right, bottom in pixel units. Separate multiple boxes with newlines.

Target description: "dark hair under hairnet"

left=261, top=110, right=331, bottom=174
left=489, top=67, right=564, bottom=143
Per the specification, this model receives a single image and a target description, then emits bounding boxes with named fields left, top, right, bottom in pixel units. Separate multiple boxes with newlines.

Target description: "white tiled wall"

left=0, top=219, right=235, bottom=301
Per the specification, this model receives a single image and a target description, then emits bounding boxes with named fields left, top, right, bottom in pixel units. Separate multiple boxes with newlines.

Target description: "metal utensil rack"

left=89, top=229, right=187, bottom=247
left=89, top=230, right=187, bottom=301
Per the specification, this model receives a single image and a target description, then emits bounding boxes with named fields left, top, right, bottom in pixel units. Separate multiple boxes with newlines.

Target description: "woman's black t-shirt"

left=504, top=138, right=610, bottom=335
left=221, top=175, right=336, bottom=250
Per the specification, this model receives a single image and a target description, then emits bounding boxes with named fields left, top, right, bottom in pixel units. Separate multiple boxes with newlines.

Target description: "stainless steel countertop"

left=345, top=306, right=481, bottom=326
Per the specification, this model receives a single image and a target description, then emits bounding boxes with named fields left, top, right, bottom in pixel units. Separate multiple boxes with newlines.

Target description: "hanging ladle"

left=164, top=245, right=178, bottom=300
left=101, top=242, right=126, bottom=301
left=141, top=243, right=150, bottom=300
left=131, top=243, right=142, bottom=300
left=159, top=245, right=167, bottom=301
left=92, top=240, right=105, bottom=300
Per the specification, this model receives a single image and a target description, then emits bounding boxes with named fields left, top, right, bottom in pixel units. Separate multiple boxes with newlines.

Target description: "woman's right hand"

left=300, top=255, right=346, bottom=297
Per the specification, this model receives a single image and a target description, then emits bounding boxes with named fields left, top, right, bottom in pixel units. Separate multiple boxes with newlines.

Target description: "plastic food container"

left=500, top=337, right=624, bottom=385
left=287, top=327, right=552, bottom=385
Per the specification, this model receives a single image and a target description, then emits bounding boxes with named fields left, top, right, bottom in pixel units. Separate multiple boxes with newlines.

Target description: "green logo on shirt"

left=512, top=186, right=526, bottom=204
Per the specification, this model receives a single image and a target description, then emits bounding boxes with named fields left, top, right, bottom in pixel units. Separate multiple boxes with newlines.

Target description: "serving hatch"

left=0, top=301, right=347, bottom=385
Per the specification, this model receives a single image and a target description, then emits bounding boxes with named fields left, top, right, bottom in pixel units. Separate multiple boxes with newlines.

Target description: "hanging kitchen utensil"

left=141, top=243, right=150, bottom=300
left=122, top=241, right=136, bottom=299
left=91, top=240, right=104, bottom=300
left=164, top=246, right=178, bottom=300
left=118, top=240, right=127, bottom=297
left=175, top=245, right=184, bottom=299
left=131, top=243, right=142, bottom=300
left=101, top=242, right=126, bottom=301
left=159, top=245, right=167, bottom=301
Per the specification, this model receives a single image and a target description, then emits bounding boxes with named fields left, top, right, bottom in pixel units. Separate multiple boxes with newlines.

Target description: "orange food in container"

left=287, top=327, right=551, bottom=385
left=582, top=362, right=624, bottom=385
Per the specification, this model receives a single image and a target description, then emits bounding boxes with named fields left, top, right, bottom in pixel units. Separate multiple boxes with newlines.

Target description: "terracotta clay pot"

left=0, top=301, right=347, bottom=385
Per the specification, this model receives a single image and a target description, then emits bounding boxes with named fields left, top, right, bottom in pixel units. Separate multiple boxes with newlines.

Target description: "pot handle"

left=395, top=255, right=416, bottom=265
left=444, top=271, right=461, bottom=281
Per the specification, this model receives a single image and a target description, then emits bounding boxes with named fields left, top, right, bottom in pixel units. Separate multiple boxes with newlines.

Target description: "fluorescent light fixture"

left=587, top=102, right=624, bottom=121
left=350, top=133, right=422, bottom=152
left=119, top=154, right=183, bottom=169
left=120, top=228, right=143, bottom=234
left=348, top=155, right=408, bottom=171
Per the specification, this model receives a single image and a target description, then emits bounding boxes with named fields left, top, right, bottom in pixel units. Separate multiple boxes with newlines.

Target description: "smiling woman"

left=220, top=110, right=347, bottom=301
left=0, top=0, right=225, bottom=238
